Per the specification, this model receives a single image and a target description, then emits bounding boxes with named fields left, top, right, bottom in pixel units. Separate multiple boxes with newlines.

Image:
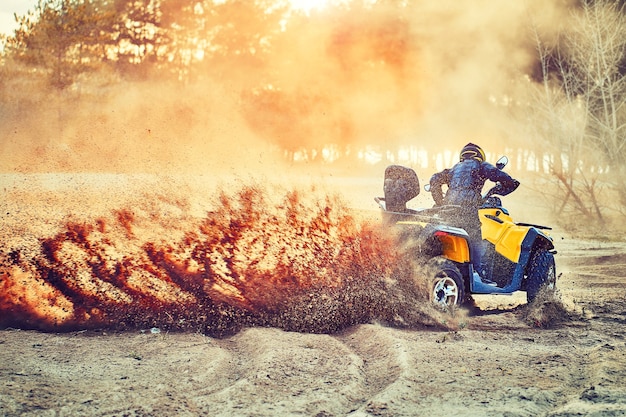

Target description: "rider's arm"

left=483, top=163, right=519, bottom=196
left=501, top=178, right=520, bottom=196
left=429, top=169, right=449, bottom=206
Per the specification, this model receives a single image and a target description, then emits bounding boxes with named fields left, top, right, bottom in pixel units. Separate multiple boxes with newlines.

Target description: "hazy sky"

left=0, top=0, right=38, bottom=36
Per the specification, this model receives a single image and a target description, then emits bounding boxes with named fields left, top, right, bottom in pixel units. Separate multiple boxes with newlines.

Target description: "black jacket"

left=429, top=159, right=519, bottom=209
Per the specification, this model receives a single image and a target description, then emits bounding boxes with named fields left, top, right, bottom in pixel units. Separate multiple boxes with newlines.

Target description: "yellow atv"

left=375, top=157, right=557, bottom=308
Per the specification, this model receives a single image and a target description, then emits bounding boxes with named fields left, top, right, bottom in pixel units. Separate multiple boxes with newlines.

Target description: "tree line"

left=2, top=0, right=626, bottom=229
left=1, top=0, right=422, bottom=158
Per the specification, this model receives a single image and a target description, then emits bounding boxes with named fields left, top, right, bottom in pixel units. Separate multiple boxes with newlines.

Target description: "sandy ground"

left=1, top=174, right=626, bottom=416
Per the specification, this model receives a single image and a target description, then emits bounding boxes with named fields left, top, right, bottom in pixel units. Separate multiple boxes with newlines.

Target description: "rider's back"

left=444, top=159, right=485, bottom=209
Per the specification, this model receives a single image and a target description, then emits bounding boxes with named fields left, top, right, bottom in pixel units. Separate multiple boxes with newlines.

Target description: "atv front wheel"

left=526, top=249, right=556, bottom=303
left=424, top=257, right=465, bottom=308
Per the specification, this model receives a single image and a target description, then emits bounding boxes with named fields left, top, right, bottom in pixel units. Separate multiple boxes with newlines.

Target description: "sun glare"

left=289, top=0, right=329, bottom=14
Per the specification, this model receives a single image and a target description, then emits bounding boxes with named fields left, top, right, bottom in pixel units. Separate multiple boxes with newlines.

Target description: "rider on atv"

left=429, top=143, right=520, bottom=281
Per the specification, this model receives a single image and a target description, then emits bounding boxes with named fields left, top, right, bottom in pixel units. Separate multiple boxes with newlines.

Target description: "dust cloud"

left=0, top=183, right=452, bottom=336
left=0, top=0, right=575, bottom=334
left=1, top=80, right=270, bottom=175
left=0, top=0, right=574, bottom=175
left=4, top=5, right=626, bottom=416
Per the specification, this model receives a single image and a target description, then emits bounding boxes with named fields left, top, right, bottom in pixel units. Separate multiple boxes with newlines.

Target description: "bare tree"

left=520, top=0, right=626, bottom=226
left=566, top=0, right=626, bottom=206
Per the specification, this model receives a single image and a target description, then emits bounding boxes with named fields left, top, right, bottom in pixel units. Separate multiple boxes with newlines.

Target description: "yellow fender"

left=479, top=209, right=538, bottom=263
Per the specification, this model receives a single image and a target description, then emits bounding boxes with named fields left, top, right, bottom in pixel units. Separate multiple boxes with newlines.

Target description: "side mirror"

left=496, top=156, right=509, bottom=170
left=424, top=184, right=431, bottom=192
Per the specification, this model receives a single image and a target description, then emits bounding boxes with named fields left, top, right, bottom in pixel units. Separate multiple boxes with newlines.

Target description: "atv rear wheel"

left=526, top=249, right=556, bottom=303
left=424, top=257, right=465, bottom=308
